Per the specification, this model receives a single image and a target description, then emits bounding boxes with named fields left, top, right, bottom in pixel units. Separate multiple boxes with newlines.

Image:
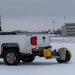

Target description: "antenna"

left=0, top=15, right=2, bottom=31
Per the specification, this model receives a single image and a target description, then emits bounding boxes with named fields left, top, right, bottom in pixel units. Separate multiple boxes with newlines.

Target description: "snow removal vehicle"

left=0, top=32, right=72, bottom=65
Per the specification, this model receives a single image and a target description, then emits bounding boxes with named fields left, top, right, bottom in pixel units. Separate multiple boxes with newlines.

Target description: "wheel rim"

left=6, top=52, right=16, bottom=64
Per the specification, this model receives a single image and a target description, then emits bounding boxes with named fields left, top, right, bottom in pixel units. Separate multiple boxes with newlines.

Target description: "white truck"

left=0, top=32, right=72, bottom=65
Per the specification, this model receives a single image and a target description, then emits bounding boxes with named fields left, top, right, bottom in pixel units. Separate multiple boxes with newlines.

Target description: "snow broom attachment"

left=56, top=47, right=72, bottom=63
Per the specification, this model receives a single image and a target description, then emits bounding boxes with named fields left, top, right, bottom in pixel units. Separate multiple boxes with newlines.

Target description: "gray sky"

left=0, top=0, right=75, bottom=31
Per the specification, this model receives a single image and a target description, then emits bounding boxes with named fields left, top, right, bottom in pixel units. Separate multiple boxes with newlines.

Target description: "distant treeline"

left=12, top=28, right=62, bottom=36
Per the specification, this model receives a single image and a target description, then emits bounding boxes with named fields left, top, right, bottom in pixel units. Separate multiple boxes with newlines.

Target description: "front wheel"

left=3, top=49, right=20, bottom=65
left=56, top=50, right=70, bottom=63
left=21, top=55, right=35, bottom=63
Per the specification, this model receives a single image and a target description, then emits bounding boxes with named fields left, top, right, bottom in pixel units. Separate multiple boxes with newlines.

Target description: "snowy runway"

left=0, top=43, right=74, bottom=75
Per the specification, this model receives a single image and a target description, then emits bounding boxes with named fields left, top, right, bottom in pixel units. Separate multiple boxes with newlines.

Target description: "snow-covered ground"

left=0, top=43, right=74, bottom=75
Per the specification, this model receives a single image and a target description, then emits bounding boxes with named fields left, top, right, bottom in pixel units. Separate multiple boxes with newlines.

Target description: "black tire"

left=3, top=49, right=20, bottom=65
left=22, top=55, right=35, bottom=63
left=56, top=50, right=70, bottom=63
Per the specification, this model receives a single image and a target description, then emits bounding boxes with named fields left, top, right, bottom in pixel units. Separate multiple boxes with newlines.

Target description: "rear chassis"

left=32, top=46, right=72, bottom=63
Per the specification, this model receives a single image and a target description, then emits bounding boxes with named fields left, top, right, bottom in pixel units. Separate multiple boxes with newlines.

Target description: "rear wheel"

left=56, top=50, right=70, bottom=63
left=22, top=55, right=35, bottom=63
left=3, top=49, right=20, bottom=65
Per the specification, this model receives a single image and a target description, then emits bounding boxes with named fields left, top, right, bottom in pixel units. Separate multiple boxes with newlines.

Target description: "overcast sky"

left=0, top=0, right=75, bottom=31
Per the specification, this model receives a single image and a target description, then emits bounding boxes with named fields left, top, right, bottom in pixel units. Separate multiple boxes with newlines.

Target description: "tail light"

left=31, top=36, right=37, bottom=45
